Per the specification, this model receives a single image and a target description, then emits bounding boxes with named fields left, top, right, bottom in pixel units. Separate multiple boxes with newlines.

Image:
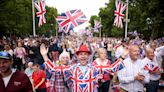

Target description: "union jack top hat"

left=76, top=45, right=91, bottom=55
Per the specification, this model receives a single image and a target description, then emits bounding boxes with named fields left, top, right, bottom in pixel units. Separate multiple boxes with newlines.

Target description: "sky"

left=46, top=0, right=109, bottom=31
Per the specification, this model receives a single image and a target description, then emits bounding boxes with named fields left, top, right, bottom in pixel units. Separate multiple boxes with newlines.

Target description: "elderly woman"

left=50, top=50, right=71, bottom=92
left=92, top=48, right=111, bottom=92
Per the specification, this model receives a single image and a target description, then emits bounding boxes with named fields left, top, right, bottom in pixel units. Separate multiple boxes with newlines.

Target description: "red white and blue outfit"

left=45, top=60, right=108, bottom=92
left=92, top=58, right=111, bottom=92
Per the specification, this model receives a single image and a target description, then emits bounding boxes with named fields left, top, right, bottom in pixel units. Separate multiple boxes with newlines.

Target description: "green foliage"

left=128, top=0, right=164, bottom=40
left=89, top=0, right=164, bottom=39
left=89, top=15, right=99, bottom=28
left=0, top=0, right=32, bottom=36
left=111, top=27, right=124, bottom=37
left=0, top=0, right=58, bottom=37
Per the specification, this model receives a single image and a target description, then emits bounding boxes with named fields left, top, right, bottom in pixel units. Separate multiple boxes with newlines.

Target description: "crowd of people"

left=0, top=35, right=163, bottom=92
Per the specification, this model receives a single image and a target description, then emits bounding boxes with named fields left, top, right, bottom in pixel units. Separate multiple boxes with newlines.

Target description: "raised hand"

left=121, top=48, right=129, bottom=58
left=40, top=43, right=48, bottom=56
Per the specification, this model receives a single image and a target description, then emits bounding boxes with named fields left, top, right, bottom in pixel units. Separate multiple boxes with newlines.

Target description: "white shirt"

left=154, top=46, right=164, bottom=68
left=143, top=45, right=164, bottom=81
left=118, top=58, right=150, bottom=92
left=2, top=69, right=16, bottom=87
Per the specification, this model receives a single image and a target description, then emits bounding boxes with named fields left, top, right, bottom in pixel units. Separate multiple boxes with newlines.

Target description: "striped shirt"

left=118, top=57, right=150, bottom=92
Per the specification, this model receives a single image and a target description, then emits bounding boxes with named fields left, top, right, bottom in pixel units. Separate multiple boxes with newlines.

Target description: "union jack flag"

left=110, top=59, right=125, bottom=73
left=56, top=9, right=87, bottom=33
left=34, top=0, right=46, bottom=26
left=144, top=63, right=160, bottom=72
left=113, top=0, right=126, bottom=28
left=94, top=20, right=102, bottom=32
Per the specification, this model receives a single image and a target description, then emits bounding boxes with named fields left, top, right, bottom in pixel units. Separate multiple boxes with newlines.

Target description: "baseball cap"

left=0, top=51, right=11, bottom=60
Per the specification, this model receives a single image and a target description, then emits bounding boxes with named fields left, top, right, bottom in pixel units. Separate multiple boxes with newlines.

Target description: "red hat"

left=76, top=45, right=91, bottom=55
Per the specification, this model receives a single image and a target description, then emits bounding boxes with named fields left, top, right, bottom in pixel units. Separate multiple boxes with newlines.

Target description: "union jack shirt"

left=56, top=9, right=87, bottom=33
left=67, top=63, right=100, bottom=92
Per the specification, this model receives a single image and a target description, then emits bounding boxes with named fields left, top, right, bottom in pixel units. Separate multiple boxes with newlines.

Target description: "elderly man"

left=143, top=45, right=164, bottom=92
left=0, top=51, right=33, bottom=92
left=118, top=45, right=150, bottom=92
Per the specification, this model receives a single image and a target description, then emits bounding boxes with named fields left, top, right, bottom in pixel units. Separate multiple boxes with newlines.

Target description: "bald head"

left=129, top=45, right=140, bottom=61
left=145, top=47, right=154, bottom=60
left=129, top=45, right=139, bottom=51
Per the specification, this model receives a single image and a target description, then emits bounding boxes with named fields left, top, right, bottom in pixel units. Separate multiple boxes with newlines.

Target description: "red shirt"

left=32, top=70, right=46, bottom=89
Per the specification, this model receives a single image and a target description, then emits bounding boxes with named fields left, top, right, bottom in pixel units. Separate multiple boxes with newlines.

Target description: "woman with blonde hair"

left=92, top=48, right=111, bottom=92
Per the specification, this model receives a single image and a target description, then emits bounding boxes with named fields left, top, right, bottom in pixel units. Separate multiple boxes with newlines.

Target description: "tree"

left=128, top=0, right=164, bottom=40
left=89, top=0, right=164, bottom=39
left=89, top=15, right=100, bottom=36
left=0, top=0, right=58, bottom=37
left=89, top=15, right=99, bottom=27
left=0, top=0, right=32, bottom=36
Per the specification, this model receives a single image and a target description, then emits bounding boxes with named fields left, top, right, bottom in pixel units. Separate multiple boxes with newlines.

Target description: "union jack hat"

left=0, top=51, right=11, bottom=60
left=76, top=45, right=91, bottom=55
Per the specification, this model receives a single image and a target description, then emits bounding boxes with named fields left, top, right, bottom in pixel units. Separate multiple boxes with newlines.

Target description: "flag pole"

left=56, top=20, right=58, bottom=39
left=99, top=17, right=102, bottom=40
left=125, top=0, right=129, bottom=39
left=32, top=0, right=36, bottom=37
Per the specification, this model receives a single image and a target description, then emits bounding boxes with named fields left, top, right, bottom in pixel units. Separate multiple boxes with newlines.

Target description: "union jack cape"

left=56, top=9, right=87, bottom=33
left=34, top=0, right=46, bottom=26
left=113, top=0, right=126, bottom=28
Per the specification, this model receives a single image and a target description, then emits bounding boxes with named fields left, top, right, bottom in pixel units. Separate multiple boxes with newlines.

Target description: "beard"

left=0, top=67, right=11, bottom=74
